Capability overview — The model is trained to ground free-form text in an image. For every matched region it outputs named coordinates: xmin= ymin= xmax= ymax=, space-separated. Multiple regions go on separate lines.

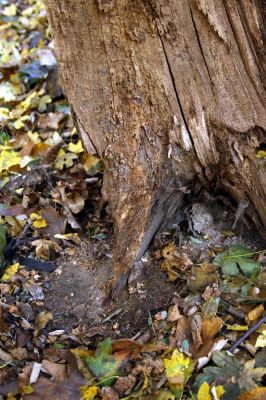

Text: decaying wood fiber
xmin=45 ymin=0 xmax=266 ymax=296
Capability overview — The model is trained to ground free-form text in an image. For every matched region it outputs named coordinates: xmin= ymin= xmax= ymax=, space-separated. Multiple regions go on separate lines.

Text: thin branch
xmin=228 ymin=313 xmax=266 ymax=354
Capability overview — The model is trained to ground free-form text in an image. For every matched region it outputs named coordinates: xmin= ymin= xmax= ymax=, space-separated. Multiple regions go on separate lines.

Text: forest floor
xmin=0 ymin=1 xmax=266 ymax=399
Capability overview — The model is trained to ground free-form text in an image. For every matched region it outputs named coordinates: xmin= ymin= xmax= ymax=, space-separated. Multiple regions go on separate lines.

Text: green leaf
xmin=86 ymin=338 xmax=130 ymax=387
xmin=213 ymin=245 xmax=260 ymax=277
xmin=221 ymin=259 xmax=239 ymax=276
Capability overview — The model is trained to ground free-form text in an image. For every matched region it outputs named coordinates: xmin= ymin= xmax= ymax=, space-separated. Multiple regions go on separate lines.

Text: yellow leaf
xmin=256 ymin=151 xmax=266 ymax=159
xmin=80 ymin=385 xmax=98 ymax=400
xmin=163 ymin=349 xmax=195 ymax=398
xmin=55 ymin=149 xmax=78 ymax=170
xmin=226 ymin=324 xmax=248 ymax=331
xmin=68 ymin=140 xmax=84 ymax=154
xmin=13 ymin=115 xmax=30 ymax=130
xmin=82 ymin=153 xmax=101 ymax=173
xmin=2 ymin=263 xmax=19 ymax=281
xmin=28 ymin=131 xmax=40 ymax=144
xmin=0 ymin=150 xmax=21 ymax=173
xmin=10 ymin=91 xmax=38 ymax=119
xmin=0 ymin=107 xmax=10 ymax=121
xmin=0 ymin=82 xmax=19 ymax=102
xmin=30 ymin=212 xmax=47 ymax=228
xmin=255 ymin=330 xmax=266 ymax=348
xmin=3 ymin=4 xmax=17 ymax=16
xmin=216 ymin=385 xmax=225 ymax=399
xmin=197 ymin=381 xmax=212 ymax=400
xmin=22 ymin=385 xmax=34 ymax=394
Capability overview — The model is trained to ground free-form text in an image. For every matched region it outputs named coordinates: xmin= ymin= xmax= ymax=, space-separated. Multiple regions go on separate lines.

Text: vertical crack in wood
xmin=188 ymin=1 xmax=213 ymax=86
xmin=224 ymin=0 xmax=266 ymax=96
xmin=157 ymin=33 xmax=195 ymax=151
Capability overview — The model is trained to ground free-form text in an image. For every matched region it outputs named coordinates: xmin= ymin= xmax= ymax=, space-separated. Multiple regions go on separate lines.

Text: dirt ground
xmin=44 ymin=198 xmax=265 ymax=339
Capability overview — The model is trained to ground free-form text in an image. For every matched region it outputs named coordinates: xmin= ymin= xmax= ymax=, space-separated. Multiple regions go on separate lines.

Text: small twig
xmin=221 ymin=249 xmax=265 ymax=259
xmin=102 ymin=308 xmax=123 ymax=323
xmin=228 ymin=313 xmax=266 ymax=355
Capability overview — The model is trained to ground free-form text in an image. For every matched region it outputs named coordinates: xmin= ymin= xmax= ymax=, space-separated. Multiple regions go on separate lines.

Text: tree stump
xmin=45 ymin=0 xmax=266 ymax=297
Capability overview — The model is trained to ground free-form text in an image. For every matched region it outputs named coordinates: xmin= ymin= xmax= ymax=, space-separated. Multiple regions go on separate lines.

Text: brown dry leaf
xmin=112 ymin=339 xmax=142 ymax=359
xmin=167 ymin=305 xmax=182 ymax=322
xmin=40 ymin=207 xmax=67 ymax=237
xmin=54 ymin=233 xmax=81 ymax=245
xmin=247 ymin=304 xmax=264 ymax=325
xmin=113 ymin=374 xmax=137 ymax=397
xmin=31 ymin=142 xmax=50 ymax=158
xmin=10 ymin=348 xmax=28 ymax=361
xmin=23 ymin=372 xmax=86 ymax=400
xmin=161 ymin=243 xmax=192 ymax=281
xmin=42 ymin=360 xmax=67 ymax=383
xmin=35 ymin=311 xmax=53 ymax=331
xmin=142 ymin=341 xmax=168 ymax=353
xmin=101 ymin=386 xmax=119 ymax=400
xmin=18 ymin=364 xmax=33 ymax=390
xmin=188 ymin=263 xmax=218 ymax=293
xmin=37 ymin=112 xmax=65 ymax=131
xmin=32 ymin=239 xmax=62 ymax=260
xmin=239 ymin=387 xmax=266 ymax=400
xmin=5 ymin=216 xmax=25 ymax=236
xmin=64 ymin=191 xmax=85 ymax=214
xmin=0 ymin=306 xmax=9 ymax=332
xmin=201 ymin=317 xmax=223 ymax=342
xmin=0 ymin=348 xmax=13 ymax=362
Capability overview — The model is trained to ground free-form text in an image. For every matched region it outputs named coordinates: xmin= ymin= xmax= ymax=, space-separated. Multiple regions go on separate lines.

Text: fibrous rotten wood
xmin=45 ymin=0 xmax=266 ymax=297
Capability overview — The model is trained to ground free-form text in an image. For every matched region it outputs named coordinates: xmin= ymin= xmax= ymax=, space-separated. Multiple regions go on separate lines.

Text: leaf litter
xmin=0 ymin=0 xmax=265 ymax=399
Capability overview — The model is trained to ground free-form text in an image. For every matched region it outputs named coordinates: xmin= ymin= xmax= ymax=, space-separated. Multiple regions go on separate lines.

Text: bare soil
xmin=44 ymin=199 xmax=265 ymax=339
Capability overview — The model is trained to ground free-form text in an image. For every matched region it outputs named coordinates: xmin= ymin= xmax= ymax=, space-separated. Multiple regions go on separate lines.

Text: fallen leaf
xmin=54 ymin=233 xmax=81 ymax=245
xmin=80 ymin=385 xmax=98 ymax=400
xmin=1 ymin=262 xmax=19 ymax=281
xmin=247 ymin=304 xmax=264 ymax=324
xmin=82 ymin=153 xmax=102 ymax=175
xmin=32 ymin=239 xmax=62 ymax=260
xmin=35 ymin=311 xmax=53 ymax=331
xmin=0 ymin=150 xmax=21 ymax=173
xmin=239 ymin=387 xmax=266 ymax=400
xmin=213 ymin=245 xmax=260 ymax=277
xmin=64 ymin=191 xmax=85 ymax=214
xmin=30 ymin=212 xmax=47 ymax=228
xmin=197 ymin=381 xmax=211 ymax=400
xmin=188 ymin=263 xmax=218 ymax=293
xmin=163 ymin=349 xmax=195 ymax=399
xmin=42 ymin=359 xmax=67 ymax=383
xmin=40 ymin=206 xmax=67 ymax=237
xmin=86 ymin=338 xmax=132 ymax=387
xmin=68 ymin=140 xmax=84 ymax=154
xmin=167 ymin=305 xmax=182 ymax=322
xmin=255 ymin=331 xmax=266 ymax=348
xmin=37 ymin=112 xmax=64 ymax=131
xmin=55 ymin=149 xmax=78 ymax=170
xmin=3 ymin=4 xmax=17 ymax=16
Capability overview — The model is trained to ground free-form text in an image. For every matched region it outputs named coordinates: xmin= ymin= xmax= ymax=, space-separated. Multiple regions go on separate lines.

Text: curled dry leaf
xmin=161 ymin=243 xmax=192 ymax=281
xmin=42 ymin=359 xmax=67 ymax=383
xmin=247 ymin=304 xmax=264 ymax=325
xmin=32 ymin=239 xmax=62 ymax=260
xmin=35 ymin=311 xmax=53 ymax=331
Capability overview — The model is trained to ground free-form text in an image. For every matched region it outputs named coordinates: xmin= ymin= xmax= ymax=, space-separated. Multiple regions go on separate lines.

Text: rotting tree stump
xmin=45 ymin=0 xmax=266 ymax=297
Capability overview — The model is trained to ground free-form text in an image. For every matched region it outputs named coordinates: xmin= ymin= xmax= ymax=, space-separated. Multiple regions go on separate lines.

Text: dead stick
xmin=228 ymin=313 xmax=266 ymax=354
